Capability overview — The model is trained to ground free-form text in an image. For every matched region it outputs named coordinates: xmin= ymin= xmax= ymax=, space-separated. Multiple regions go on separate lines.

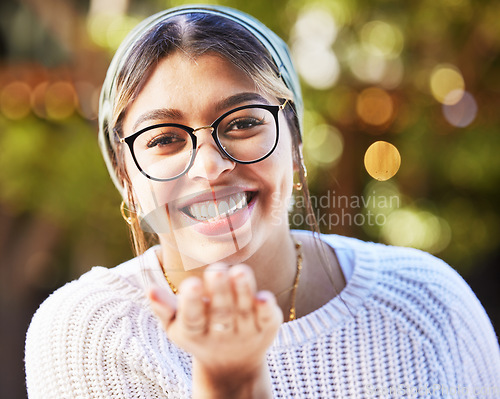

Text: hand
xmin=149 ymin=263 xmax=283 ymax=398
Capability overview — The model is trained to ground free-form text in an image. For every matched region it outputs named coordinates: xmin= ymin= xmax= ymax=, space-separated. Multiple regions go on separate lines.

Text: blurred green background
xmin=1 ymin=0 xmax=499 ymax=397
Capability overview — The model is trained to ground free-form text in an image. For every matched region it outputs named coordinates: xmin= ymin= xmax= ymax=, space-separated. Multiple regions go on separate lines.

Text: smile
xmin=181 ymin=191 xmax=256 ymax=222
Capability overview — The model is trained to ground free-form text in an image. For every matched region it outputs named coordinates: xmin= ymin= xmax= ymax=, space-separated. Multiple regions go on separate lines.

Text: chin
xmin=159 ymin=214 xmax=255 ymax=270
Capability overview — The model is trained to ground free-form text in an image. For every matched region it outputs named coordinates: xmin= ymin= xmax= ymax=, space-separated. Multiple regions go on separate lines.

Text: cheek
xmin=256 ymin=134 xmax=294 ymax=208
xmin=123 ymin=152 xmax=177 ymax=215
xmin=273 ymin=132 xmax=295 ymax=187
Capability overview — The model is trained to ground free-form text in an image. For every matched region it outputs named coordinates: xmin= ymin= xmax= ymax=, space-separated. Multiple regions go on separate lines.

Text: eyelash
xmin=224 ymin=117 xmax=265 ymax=131
xmin=146 ymin=132 xmax=184 ymax=148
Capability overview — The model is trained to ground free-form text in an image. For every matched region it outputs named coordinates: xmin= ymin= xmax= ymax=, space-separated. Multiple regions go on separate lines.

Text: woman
xmin=25 ymin=5 xmax=500 ymax=398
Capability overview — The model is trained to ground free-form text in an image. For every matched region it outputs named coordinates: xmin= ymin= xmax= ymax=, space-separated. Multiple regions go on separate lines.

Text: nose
xmin=187 ymin=128 xmax=235 ymax=181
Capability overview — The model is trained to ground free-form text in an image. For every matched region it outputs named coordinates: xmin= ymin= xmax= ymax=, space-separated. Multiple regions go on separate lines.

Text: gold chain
xmin=159 ymin=262 xmax=178 ymax=294
xmin=159 ymin=240 xmax=303 ymax=322
xmin=288 ymin=240 xmax=302 ymax=321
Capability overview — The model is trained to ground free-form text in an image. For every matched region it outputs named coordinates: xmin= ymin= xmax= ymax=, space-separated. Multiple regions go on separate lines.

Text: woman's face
xmin=122 ymin=52 xmax=295 ymax=269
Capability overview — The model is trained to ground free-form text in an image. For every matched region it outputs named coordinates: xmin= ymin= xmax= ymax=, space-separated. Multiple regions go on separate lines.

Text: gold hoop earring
xmin=120 ymin=201 xmax=133 ymax=225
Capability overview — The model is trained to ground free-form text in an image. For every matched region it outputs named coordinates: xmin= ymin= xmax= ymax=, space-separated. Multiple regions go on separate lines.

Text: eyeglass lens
xmin=132 ymin=106 xmax=278 ymax=181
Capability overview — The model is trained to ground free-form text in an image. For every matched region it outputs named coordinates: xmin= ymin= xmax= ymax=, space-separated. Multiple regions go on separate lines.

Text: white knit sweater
xmin=25 ymin=234 xmax=500 ymax=398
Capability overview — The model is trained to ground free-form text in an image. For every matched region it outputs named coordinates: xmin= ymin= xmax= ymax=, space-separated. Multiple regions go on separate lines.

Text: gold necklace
xmin=158 ymin=240 xmax=303 ymax=322
xmin=287 ymin=240 xmax=302 ymax=321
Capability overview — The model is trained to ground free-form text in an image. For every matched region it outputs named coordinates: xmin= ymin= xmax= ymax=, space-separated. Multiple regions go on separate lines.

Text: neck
xmin=245 ymin=232 xmax=297 ymax=293
xmin=244 ymin=231 xmax=299 ymax=319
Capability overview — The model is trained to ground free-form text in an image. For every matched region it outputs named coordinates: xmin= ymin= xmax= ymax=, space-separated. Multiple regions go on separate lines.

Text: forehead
xmin=139 ymin=54 xmax=250 ymax=100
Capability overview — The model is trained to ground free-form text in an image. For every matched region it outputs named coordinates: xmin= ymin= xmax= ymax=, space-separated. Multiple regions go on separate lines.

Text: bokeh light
xmin=363 ymin=180 xmax=402 ymax=216
xmin=304 ymin=124 xmax=344 ymax=167
xmin=293 ymin=6 xmax=339 ymax=45
xmin=45 ymin=82 xmax=78 ymax=120
xmin=347 ymin=46 xmax=404 ymax=88
xmin=87 ymin=13 xmax=139 ymax=50
xmin=430 ymin=64 xmax=465 ymax=105
xmin=292 ymin=6 xmax=340 ymax=89
xmin=87 ymin=13 xmax=111 ymax=48
xmin=294 ymin=43 xmax=340 ymax=90
xmin=0 ymin=81 xmax=32 ymax=119
xmin=360 ymin=20 xmax=404 ymax=59
xmin=356 ymin=87 xmax=394 ymax=127
xmin=106 ymin=15 xmax=141 ymax=50
xmin=442 ymin=90 xmax=477 ymax=127
xmin=381 ymin=208 xmax=452 ymax=253
xmin=364 ymin=141 xmax=401 ymax=181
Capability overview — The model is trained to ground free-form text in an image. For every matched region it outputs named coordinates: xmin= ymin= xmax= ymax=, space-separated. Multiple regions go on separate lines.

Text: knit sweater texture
xmin=25 ymin=234 xmax=500 ymax=398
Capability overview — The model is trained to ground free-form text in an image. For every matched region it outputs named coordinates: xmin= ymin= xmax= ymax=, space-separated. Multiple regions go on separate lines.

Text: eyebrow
xmin=132 ymin=92 xmax=271 ymax=132
xmin=132 ymin=108 xmax=183 ymax=132
xmin=214 ymin=92 xmax=270 ymax=112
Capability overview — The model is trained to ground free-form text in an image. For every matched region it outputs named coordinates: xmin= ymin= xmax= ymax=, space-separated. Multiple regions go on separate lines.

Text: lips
xmin=174 ymin=189 xmax=257 ymax=237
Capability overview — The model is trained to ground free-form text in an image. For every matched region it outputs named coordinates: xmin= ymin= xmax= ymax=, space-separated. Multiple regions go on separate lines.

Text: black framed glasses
xmin=118 ymin=100 xmax=288 ymax=181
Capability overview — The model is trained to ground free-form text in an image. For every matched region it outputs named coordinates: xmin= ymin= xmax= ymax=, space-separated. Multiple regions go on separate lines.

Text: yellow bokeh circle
xmin=0 ymin=81 xmax=32 ymax=119
xmin=430 ymin=64 xmax=465 ymax=105
xmin=364 ymin=141 xmax=401 ymax=181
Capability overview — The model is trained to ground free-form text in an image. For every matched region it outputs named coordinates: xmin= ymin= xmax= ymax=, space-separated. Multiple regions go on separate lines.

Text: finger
xmin=255 ymin=291 xmax=283 ymax=332
xmin=229 ymin=264 xmax=257 ymax=332
xmin=148 ymin=286 xmax=178 ymax=331
xmin=205 ymin=263 xmax=235 ymax=334
xmin=176 ymin=277 xmax=207 ymax=336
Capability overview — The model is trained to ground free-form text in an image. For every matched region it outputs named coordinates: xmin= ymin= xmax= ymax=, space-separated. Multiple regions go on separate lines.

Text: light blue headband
xmin=98 ymin=4 xmax=303 ymax=195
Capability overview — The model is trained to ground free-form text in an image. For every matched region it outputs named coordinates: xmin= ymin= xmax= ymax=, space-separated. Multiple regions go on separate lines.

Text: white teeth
xmin=200 ymin=203 xmax=208 ymax=219
xmin=207 ymin=202 xmax=217 ymax=219
xmin=186 ymin=192 xmax=251 ymax=221
xmin=218 ymin=200 xmax=230 ymax=215
xmin=236 ymin=192 xmax=246 ymax=209
xmin=191 ymin=205 xmax=201 ymax=221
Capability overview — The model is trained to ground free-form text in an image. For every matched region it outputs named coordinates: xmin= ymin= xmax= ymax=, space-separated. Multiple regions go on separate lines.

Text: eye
xmin=225 ymin=117 xmax=264 ymax=131
xmin=136 ymin=126 xmax=191 ymax=156
xmin=146 ymin=132 xmax=185 ymax=148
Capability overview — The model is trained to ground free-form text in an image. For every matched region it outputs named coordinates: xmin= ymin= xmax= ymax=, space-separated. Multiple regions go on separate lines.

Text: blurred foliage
xmin=0 ymin=0 xmax=499 ymax=282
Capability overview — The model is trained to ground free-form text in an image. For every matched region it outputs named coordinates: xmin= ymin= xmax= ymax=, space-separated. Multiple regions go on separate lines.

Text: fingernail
xmin=149 ymin=286 xmax=169 ymax=304
xmin=185 ymin=280 xmax=202 ymax=296
xmin=256 ymin=291 xmax=273 ymax=303
xmin=234 ymin=270 xmax=247 ymax=280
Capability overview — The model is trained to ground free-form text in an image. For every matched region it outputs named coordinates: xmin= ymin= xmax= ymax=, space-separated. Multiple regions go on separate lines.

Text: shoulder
xmin=25 ymin=249 xmax=177 ymax=398
xmin=28 ymin=245 xmax=161 ymax=315
xmin=26 ymin=248 xmax=161 ymax=349
xmin=25 ymin=255 xmax=150 ymax=367
xmin=324 ymin=233 xmax=468 ymax=291
xmin=323 ymin=233 xmax=500 ymax=385
xmin=28 ymin=254 xmax=148 ymax=324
